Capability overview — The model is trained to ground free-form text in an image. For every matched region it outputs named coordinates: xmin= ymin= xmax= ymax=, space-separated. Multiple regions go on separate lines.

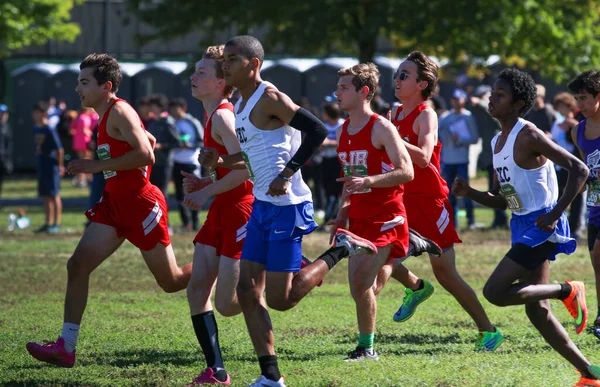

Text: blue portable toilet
xmin=11 ymin=63 xmax=64 ymax=171
xmin=374 ymin=56 xmax=402 ymax=104
xmin=118 ymin=62 xmax=147 ymax=106
xmin=262 ymin=58 xmax=320 ymax=104
xmin=133 ymin=61 xmax=188 ymax=106
xmin=304 ymin=57 xmax=358 ymax=108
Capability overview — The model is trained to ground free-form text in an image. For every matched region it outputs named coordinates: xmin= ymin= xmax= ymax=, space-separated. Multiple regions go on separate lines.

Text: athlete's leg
xmin=65 ymin=222 xmax=125 ymax=324
xmin=141 ymin=243 xmax=192 ymax=293
xmin=348 ymin=245 xmax=392 ymax=343
xmin=214 ymin=256 xmax=241 ymax=317
xmin=237 ymin=260 xmax=269 ymax=356
xmin=44 ymin=196 xmax=54 ymax=226
xmin=590 ymin=230 xmax=600 ymax=334
xmin=430 ymin=247 xmax=494 ymax=332
xmin=187 ymin=243 xmax=233 ymax=385
xmin=521 ymin=261 xmax=595 ymax=377
xmin=483 ymin=255 xmax=564 ymax=306
xmin=187 ymin=243 xmax=219 ymax=315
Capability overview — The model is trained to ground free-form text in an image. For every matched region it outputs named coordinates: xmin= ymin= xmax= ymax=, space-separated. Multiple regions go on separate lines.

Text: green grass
xmin=0 ymin=178 xmax=598 ymax=386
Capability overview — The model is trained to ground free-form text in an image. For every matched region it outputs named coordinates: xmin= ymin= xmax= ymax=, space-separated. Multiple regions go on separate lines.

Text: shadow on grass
xmin=81 ymin=348 xmax=196 ymax=367
xmin=336 ymin=332 xmax=463 ymax=346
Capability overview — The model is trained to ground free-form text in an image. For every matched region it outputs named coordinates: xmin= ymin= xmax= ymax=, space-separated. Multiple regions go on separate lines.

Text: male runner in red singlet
xmin=329 ymin=62 xmax=415 ymax=361
xmin=26 ymin=54 xmax=193 ymax=368
xmin=180 ymin=45 xmax=253 ymax=386
xmin=384 ymin=51 xmax=502 ymax=351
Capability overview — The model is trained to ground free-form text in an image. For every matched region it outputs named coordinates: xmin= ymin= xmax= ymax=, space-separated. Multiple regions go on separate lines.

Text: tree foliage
xmin=127 ymin=0 xmax=600 ymax=81
xmin=0 ymin=0 xmax=83 ymax=58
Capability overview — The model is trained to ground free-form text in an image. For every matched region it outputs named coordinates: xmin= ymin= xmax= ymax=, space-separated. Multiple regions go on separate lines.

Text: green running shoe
xmin=475 ymin=328 xmax=504 ymax=352
xmin=393 ymin=279 xmax=434 ymax=322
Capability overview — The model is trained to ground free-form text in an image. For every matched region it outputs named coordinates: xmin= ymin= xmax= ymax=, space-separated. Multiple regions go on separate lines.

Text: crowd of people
xmin=3 ymin=34 xmax=600 ymax=387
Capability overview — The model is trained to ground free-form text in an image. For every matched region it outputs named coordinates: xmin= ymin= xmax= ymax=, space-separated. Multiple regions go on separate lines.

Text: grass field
xmin=1 ymin=178 xmax=599 ymax=386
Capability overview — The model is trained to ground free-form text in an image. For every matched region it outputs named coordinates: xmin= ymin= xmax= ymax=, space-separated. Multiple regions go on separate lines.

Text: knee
xmin=66 ymin=255 xmax=89 ymax=279
xmin=215 ymin=299 xmax=239 ymax=317
xmin=236 ymin=279 xmax=260 ymax=305
xmin=266 ymin=292 xmax=293 ymax=312
xmin=483 ymin=281 xmax=504 ymax=306
xmin=157 ymin=278 xmax=182 ymax=293
xmin=525 ymin=300 xmax=551 ymax=320
xmin=186 ymin=279 xmax=212 ymax=303
xmin=350 ymin=277 xmax=372 ymax=298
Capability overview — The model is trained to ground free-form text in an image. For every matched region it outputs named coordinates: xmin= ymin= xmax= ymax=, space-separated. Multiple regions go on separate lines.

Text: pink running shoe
xmin=301 ymin=256 xmax=323 ymax=287
xmin=26 ymin=337 xmax=75 ymax=368
xmin=187 ymin=368 xmax=231 ymax=386
xmin=334 ymin=229 xmax=378 ymax=256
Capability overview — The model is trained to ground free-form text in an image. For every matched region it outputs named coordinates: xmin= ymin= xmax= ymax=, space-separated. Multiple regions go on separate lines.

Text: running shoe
xmin=334 ymin=229 xmax=378 ymax=256
xmin=561 ymin=281 xmax=588 ymax=335
xmin=26 ymin=337 xmax=75 ymax=368
xmin=475 ymin=328 xmax=504 ymax=352
xmin=393 ymin=280 xmax=434 ymax=322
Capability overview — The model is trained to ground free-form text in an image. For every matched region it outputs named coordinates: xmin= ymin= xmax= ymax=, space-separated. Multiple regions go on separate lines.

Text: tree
xmin=0 ymin=0 xmax=83 ymax=57
xmin=126 ymin=0 xmax=600 ymax=81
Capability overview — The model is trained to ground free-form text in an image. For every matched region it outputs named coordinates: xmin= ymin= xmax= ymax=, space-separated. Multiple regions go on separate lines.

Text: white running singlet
xmin=234 ymin=81 xmax=312 ymax=205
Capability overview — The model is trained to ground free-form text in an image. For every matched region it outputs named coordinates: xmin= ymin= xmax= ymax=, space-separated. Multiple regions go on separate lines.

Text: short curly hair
xmin=337 ymin=62 xmax=380 ymax=102
xmin=568 ymin=70 xmax=600 ymax=97
xmin=497 ymin=68 xmax=536 ymax=116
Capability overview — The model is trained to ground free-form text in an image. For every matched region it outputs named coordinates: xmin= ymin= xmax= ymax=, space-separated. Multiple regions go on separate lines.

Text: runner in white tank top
xmin=491 ymin=117 xmax=558 ymax=215
xmin=234 ymin=81 xmax=312 ymax=205
xmin=452 ymin=68 xmax=600 ymax=384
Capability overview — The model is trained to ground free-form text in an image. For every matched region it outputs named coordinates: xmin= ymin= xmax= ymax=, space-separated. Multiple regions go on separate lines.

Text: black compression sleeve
xmin=286 ymin=108 xmax=328 ymax=172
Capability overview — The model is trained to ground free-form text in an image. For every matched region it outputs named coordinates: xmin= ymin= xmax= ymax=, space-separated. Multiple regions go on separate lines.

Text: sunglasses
xmin=394 ymin=72 xmax=410 ymax=81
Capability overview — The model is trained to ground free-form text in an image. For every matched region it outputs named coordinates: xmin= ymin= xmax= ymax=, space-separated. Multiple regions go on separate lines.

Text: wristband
xmin=278 ymin=173 xmax=292 ymax=182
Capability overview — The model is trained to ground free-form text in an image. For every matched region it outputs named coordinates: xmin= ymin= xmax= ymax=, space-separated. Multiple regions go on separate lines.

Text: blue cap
xmin=324 ymin=92 xmax=337 ymax=102
xmin=452 ymin=89 xmax=468 ymax=100
xmin=0 ymin=104 xmax=7 ymax=113
xmin=473 ymin=85 xmax=492 ymax=98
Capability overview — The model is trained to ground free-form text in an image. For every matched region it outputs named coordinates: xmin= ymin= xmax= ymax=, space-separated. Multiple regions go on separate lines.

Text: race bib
xmin=96 ymin=144 xmax=117 ymax=179
xmin=587 ymin=180 xmax=600 ymax=207
xmin=342 ymin=165 xmax=371 ymax=194
xmin=500 ymin=184 xmax=524 ymax=212
xmin=241 ymin=151 xmax=255 ymax=181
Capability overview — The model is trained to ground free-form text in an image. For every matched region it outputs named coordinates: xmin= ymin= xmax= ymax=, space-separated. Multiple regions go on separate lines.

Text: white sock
xmin=60 ymin=323 xmax=80 ymax=352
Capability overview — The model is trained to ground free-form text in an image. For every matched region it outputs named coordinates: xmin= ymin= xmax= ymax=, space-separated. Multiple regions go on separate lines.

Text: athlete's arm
xmin=100 ymin=102 xmax=155 ymax=170
xmin=200 ymin=110 xmax=249 ymax=196
xmin=368 ymin=118 xmax=414 ymax=187
xmin=525 ymin=125 xmax=588 ymax=220
xmin=453 ymin=174 xmax=508 ymax=210
xmin=262 ymin=88 xmax=327 ymax=179
xmin=404 ymin=108 xmax=438 ymax=168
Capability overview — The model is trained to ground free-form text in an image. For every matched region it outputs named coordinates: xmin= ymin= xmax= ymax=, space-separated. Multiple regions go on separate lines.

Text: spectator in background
xmin=70 ymin=107 xmax=98 ymax=188
xmin=470 ymin=85 xmax=507 ymax=229
xmin=429 ymin=95 xmax=450 ymax=121
xmin=0 ymin=104 xmax=13 ymax=201
xmin=47 ymin=97 xmax=66 ymax=131
xmin=298 ymin=97 xmax=325 ymax=217
xmin=371 ymin=87 xmax=390 ymax=116
xmin=138 ymin=96 xmax=155 ymax=129
xmin=551 ymin=92 xmax=585 ymax=239
xmin=320 ymin=101 xmax=344 ymax=224
xmin=57 ymin=110 xmax=78 ymax=166
xmin=439 ymin=88 xmax=479 ymax=230
xmin=524 ymin=84 xmax=555 ymax=135
xmin=33 ymin=102 xmax=64 ymax=234
xmin=168 ymin=98 xmax=204 ymax=231
xmin=147 ymin=94 xmax=182 ymax=199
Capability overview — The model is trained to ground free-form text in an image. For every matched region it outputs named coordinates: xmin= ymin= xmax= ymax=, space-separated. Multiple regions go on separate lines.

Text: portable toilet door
xmin=133 ymin=61 xmax=188 ymax=106
xmin=11 ymin=63 xmax=64 ymax=171
xmin=304 ymin=57 xmax=358 ymax=108
xmin=374 ymin=57 xmax=402 ymax=105
xmin=47 ymin=63 xmax=81 ymax=112
xmin=118 ymin=63 xmax=147 ymax=106
xmin=262 ymin=59 xmax=319 ymax=105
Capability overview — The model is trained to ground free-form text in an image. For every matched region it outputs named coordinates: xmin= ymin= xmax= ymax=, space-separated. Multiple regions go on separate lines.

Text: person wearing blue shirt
xmin=33 ymin=102 xmax=64 ymax=233
xmin=168 ymin=98 xmax=204 ymax=231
